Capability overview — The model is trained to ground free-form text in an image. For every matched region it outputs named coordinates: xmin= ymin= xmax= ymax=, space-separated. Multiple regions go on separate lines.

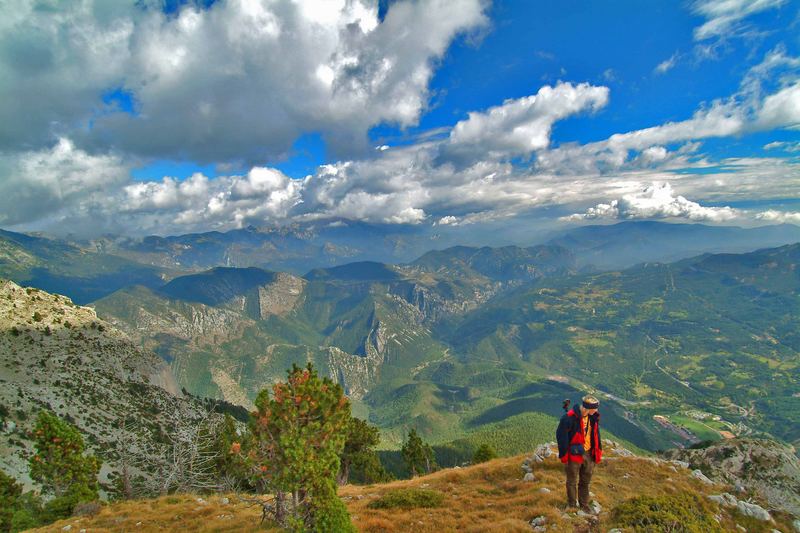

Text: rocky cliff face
xmin=105 ymin=289 xmax=253 ymax=350
xmin=387 ymin=279 xmax=500 ymax=323
xmin=96 ymin=278 xmax=385 ymax=404
xmin=665 ymin=438 xmax=800 ymax=517
xmin=253 ymin=272 xmax=306 ymax=319
xmin=0 ymin=280 xmax=207 ymax=494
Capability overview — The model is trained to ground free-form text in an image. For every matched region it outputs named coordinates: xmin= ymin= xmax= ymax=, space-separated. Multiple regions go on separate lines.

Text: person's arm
xmin=596 ymin=422 xmax=602 ymax=451
xmin=556 ymin=415 xmax=569 ymax=458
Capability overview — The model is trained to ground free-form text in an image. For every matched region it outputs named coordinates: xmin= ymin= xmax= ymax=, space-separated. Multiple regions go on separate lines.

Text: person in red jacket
xmin=555 ymin=395 xmax=602 ymax=511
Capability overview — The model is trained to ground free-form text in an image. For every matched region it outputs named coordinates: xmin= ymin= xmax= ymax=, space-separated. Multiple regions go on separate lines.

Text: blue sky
xmin=138 ymin=0 xmax=799 ymax=180
xmin=373 ymin=0 xmax=796 ymax=157
xmin=0 ymin=0 xmax=798 ymax=236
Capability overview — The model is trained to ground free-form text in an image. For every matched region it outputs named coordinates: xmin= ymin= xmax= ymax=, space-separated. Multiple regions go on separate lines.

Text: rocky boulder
xmin=666 ymin=438 xmax=800 ymax=517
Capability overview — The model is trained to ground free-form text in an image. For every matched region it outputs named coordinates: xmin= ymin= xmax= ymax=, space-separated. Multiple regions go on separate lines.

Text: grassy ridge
xmin=33 ymin=448 xmax=797 ymax=533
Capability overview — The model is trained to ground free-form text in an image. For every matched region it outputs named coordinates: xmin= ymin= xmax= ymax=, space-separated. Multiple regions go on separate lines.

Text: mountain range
xmin=5 ymin=220 xmax=800 ymax=305
xmin=2 ymin=220 xmax=799 ymax=460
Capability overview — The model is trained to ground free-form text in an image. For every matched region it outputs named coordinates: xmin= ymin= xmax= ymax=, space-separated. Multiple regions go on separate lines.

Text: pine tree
xmin=338 ymin=417 xmax=389 ymax=485
xmin=245 ymin=364 xmax=354 ymax=531
xmin=210 ymin=413 xmax=250 ymax=491
xmin=29 ymin=411 xmax=100 ymax=519
xmin=401 ymin=429 xmax=436 ymax=477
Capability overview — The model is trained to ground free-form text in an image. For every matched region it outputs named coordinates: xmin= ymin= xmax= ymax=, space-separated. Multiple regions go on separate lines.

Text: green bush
xmin=472 ymin=443 xmax=497 ymax=464
xmin=39 ymin=485 xmax=98 ymax=523
xmin=368 ymin=488 xmax=444 ymax=510
xmin=611 ymin=492 xmax=724 ymax=533
xmin=9 ymin=509 xmax=38 ymax=533
xmin=308 ymin=484 xmax=355 ymax=533
xmin=3 ymin=490 xmax=44 ymax=533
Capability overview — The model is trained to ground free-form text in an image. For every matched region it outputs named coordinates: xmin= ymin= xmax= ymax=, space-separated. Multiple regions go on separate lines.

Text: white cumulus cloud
xmin=444 ymin=82 xmax=609 ymax=161
xmin=537 ymin=48 xmax=800 ymax=176
xmin=754 ymin=210 xmax=800 ymax=223
xmin=0 ymin=138 xmax=130 ymax=227
xmin=563 ymin=182 xmax=740 ymax=222
xmin=0 ymin=0 xmax=488 ymax=163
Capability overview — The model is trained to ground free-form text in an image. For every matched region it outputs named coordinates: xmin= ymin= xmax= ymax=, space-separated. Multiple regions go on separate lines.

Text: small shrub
xmin=611 ymin=492 xmax=724 ymax=533
xmin=309 ymin=485 xmax=355 ymax=532
xmin=41 ymin=493 xmax=82 ymax=522
xmin=367 ymin=488 xmax=444 ymax=510
xmin=73 ymin=501 xmax=102 ymax=516
xmin=32 ymin=312 xmax=43 ymax=323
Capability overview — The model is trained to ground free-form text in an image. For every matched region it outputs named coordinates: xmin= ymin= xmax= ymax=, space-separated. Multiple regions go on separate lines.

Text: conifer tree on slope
xmin=401 ymin=428 xmax=436 ymax=477
xmin=29 ymin=411 xmax=100 ymax=518
xmin=245 ymin=363 xmax=355 ymax=532
xmin=337 ymin=417 xmax=389 ymax=485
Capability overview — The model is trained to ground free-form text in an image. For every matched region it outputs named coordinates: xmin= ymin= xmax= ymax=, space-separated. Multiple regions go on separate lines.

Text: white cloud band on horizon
xmin=755 ymin=209 xmax=800 ymax=223
xmin=562 ymin=182 xmax=739 ymax=222
xmin=563 ymin=181 xmax=800 ymax=224
xmin=4 ymin=133 xmax=798 ymax=237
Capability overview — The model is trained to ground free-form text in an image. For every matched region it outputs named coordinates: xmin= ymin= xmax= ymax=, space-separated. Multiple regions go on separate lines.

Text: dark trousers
xmin=565 ymin=451 xmax=595 ymax=507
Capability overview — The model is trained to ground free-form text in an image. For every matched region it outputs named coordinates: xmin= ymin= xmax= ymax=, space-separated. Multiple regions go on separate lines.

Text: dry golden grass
xmin=31 ymin=449 xmax=796 ymax=532
xmin=28 ymin=493 xmax=278 ymax=533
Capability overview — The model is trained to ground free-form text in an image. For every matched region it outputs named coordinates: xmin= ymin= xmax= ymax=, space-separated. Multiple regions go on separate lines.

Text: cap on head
xmin=582 ymin=395 xmax=599 ymax=410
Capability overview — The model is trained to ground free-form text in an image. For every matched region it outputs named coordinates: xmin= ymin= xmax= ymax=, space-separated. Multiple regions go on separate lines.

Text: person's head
xmin=579 ymin=395 xmax=599 ymax=416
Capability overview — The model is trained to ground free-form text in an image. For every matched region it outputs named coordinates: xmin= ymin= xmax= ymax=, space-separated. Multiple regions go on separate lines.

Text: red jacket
xmin=556 ymin=408 xmax=602 ymax=464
